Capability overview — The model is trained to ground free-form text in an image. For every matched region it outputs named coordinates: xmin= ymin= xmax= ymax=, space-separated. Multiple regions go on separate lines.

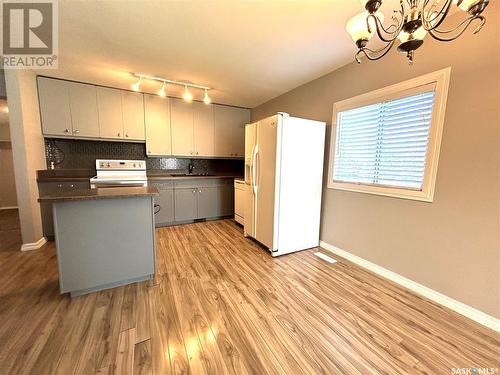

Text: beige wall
xmin=252 ymin=3 xmax=499 ymax=318
xmin=5 ymin=70 xmax=46 ymax=246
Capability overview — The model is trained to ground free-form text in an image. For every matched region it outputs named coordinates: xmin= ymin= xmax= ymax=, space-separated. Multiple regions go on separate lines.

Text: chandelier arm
xmin=428 ymin=15 xmax=485 ymax=41
xmin=422 ymin=0 xmax=446 ymax=26
xmin=422 ymin=0 xmax=454 ymax=31
xmin=367 ymin=13 xmax=402 ymax=43
xmin=355 ymin=41 xmax=395 ymax=63
xmin=431 ymin=14 xmax=482 ymax=34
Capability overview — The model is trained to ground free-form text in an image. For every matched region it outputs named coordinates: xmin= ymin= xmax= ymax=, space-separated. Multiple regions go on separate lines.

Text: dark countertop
xmin=38 ymin=186 xmax=159 ymax=202
xmin=37 ymin=169 xmax=243 ymax=182
xmin=147 ymin=174 xmax=243 ymax=180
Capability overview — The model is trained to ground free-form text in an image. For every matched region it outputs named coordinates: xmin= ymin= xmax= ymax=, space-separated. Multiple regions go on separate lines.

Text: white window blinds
xmin=333 ymin=90 xmax=436 ymax=190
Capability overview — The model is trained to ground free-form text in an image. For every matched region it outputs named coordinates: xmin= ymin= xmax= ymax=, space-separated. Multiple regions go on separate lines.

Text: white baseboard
xmin=319 ymin=240 xmax=500 ymax=333
xmin=0 ymin=206 xmax=18 ymax=210
xmin=21 ymin=237 xmax=47 ymax=252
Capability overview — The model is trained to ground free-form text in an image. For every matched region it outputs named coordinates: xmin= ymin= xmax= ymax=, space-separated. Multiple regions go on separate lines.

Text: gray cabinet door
xmin=217 ymin=184 xmax=234 ymax=216
xmin=38 ymin=181 xmax=89 ymax=237
xmin=37 ymin=77 xmax=73 ymax=137
xmin=197 ymin=187 xmax=218 ymax=219
xmin=154 ymin=186 xmax=174 ymax=226
xmin=174 ymin=188 xmax=197 ymax=222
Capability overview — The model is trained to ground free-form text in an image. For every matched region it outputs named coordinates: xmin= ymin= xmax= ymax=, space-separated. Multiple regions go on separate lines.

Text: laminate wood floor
xmin=0 ymin=219 xmax=498 ymax=374
xmin=0 ymin=208 xmax=22 ymax=252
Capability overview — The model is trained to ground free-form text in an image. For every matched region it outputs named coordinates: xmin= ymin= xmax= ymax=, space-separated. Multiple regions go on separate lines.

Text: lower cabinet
xmin=171 ymin=178 xmax=234 ymax=224
xmin=174 ymin=188 xmax=198 ymax=222
xmin=197 ymin=187 xmax=218 ymax=219
xmin=151 ymin=182 xmax=175 ymax=226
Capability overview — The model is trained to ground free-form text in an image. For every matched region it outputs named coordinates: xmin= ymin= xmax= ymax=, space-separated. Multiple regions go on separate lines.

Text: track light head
xmin=203 ymin=89 xmax=211 ymax=105
xmin=183 ymin=85 xmax=193 ymax=102
xmin=131 ymin=77 xmax=142 ymax=92
xmin=158 ymin=81 xmax=166 ymax=97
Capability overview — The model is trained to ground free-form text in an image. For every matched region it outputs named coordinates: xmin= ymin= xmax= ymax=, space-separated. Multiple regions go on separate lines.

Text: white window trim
xmin=327 ymin=67 xmax=451 ymax=202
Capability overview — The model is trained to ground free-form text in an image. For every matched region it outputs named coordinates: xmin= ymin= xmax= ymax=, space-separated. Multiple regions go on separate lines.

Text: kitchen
xmin=1 ymin=1 xmax=499 ymax=374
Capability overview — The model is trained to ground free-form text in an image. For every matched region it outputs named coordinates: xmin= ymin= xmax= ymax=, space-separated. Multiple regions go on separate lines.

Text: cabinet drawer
xmin=174 ymin=177 xmax=233 ymax=189
xmin=149 ymin=181 xmax=174 ymax=190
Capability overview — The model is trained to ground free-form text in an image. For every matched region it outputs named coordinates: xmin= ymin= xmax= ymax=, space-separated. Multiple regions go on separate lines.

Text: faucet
xmin=188 ymin=160 xmax=194 ymax=175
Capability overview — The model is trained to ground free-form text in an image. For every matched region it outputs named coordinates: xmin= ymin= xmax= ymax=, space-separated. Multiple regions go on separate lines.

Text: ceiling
xmin=37 ymin=0 xmax=392 ymax=108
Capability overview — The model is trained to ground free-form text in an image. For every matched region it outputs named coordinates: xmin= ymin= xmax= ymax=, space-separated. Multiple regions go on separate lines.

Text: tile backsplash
xmin=44 ymin=139 xmax=243 ymax=175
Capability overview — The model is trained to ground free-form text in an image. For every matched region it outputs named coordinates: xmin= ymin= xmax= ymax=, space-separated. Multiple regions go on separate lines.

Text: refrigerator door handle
xmin=252 ymin=145 xmax=258 ymax=195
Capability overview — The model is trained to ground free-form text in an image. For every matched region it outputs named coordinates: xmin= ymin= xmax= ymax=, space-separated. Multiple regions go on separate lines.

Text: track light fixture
xmin=131 ymin=73 xmax=211 ymax=103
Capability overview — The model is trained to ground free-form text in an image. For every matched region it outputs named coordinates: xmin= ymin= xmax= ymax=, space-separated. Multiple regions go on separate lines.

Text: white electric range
xmin=90 ymin=159 xmax=148 ymax=188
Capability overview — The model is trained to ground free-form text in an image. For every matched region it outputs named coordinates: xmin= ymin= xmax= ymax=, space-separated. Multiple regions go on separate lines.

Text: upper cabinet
xmin=97 ymin=87 xmax=123 ymax=139
xmin=170 ymin=99 xmax=215 ymax=157
xmin=38 ymin=77 xmax=145 ymax=142
xmin=145 ymin=94 xmax=171 ymax=156
xmin=37 ymin=77 xmax=248 ymax=159
xmin=37 ymin=77 xmax=73 ymax=137
xmin=122 ymin=91 xmax=145 ymax=141
xmin=193 ymin=101 xmax=215 ymax=157
xmin=171 ymin=98 xmax=194 ymax=156
xmin=67 ymin=82 xmax=100 ymax=138
xmin=214 ymin=105 xmax=250 ymax=158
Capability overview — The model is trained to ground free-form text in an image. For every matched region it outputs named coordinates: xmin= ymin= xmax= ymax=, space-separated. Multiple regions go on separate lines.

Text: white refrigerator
xmin=244 ymin=113 xmax=326 ymax=256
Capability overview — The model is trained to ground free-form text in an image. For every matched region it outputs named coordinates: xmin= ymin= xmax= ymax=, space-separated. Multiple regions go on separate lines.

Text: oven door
xmin=90 ymin=178 xmax=148 ymax=188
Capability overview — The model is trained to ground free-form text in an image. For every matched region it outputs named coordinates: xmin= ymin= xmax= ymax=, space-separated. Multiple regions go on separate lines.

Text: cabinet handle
xmin=57 ymin=184 xmax=62 ymax=188
xmin=199 ymin=189 xmax=202 ymax=193
xmin=125 ymin=133 xmax=129 ymax=138
xmin=70 ymin=184 xmax=74 ymax=188
xmin=190 ymin=151 xmax=193 ymax=155
xmin=73 ymin=129 xmax=80 ymax=134
xmin=147 ymin=150 xmax=151 ymax=154
xmin=196 ymin=151 xmax=198 ymax=155
xmin=117 ymin=133 xmax=121 ymax=137
xmin=64 ymin=129 xmax=70 ymax=133
xmin=192 ymin=190 xmax=196 ymax=194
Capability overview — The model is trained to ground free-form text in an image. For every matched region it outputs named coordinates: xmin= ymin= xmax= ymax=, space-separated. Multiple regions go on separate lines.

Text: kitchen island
xmin=38 ymin=186 xmax=158 ymax=297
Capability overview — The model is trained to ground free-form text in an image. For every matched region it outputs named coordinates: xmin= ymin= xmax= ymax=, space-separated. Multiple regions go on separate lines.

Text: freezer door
xmin=254 ymin=115 xmax=279 ymax=250
xmin=244 ymin=122 xmax=257 ymax=237
xmin=244 ymin=122 xmax=257 ymax=185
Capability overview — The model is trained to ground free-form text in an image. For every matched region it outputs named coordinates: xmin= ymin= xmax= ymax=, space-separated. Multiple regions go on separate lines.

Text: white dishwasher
xmin=234 ymin=179 xmax=247 ymax=225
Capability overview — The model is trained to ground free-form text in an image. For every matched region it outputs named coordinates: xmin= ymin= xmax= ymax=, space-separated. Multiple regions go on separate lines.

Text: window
xmin=328 ymin=68 xmax=451 ymax=202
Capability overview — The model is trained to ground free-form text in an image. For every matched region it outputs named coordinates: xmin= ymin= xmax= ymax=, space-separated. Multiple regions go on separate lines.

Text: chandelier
xmin=346 ymin=0 xmax=490 ymax=64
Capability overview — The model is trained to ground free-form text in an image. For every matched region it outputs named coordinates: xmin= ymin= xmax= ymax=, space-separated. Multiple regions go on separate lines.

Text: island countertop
xmin=38 ymin=186 xmax=159 ymax=202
